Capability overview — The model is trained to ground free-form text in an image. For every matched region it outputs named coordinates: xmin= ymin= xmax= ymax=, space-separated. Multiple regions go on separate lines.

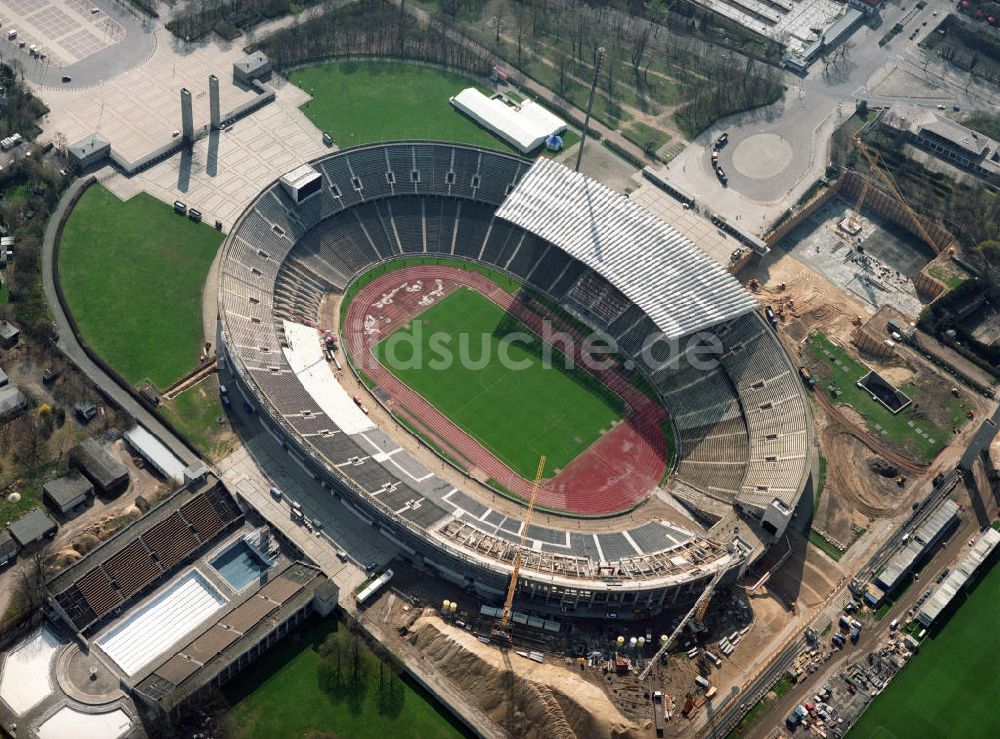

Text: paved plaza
xmin=39 ymin=29 xmax=326 ymax=229
xmin=629 ymin=181 xmax=751 ymax=268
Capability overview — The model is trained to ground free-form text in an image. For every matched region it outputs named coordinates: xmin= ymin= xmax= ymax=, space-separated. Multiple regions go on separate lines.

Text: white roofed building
xmin=496 ymin=157 xmax=758 ymax=339
xmin=450 ymin=88 xmax=566 ymax=154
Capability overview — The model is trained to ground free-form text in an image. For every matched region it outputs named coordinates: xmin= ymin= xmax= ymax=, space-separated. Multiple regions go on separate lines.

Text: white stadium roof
xmin=496 ymin=158 xmax=758 ymax=339
xmin=450 ymin=88 xmax=566 ymax=154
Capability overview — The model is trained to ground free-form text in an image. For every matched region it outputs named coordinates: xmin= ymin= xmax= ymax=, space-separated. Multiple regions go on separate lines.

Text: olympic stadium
xmin=217 ymin=141 xmax=814 ymax=618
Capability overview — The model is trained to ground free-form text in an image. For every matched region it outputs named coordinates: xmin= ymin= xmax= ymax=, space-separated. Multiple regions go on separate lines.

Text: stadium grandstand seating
xmin=50 ymin=486 xmax=244 ymax=632
xmin=217 ymin=142 xmax=813 ymax=616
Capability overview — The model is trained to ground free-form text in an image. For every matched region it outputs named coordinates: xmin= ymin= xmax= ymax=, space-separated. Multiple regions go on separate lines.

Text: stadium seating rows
xmin=220 ymin=142 xmax=811 ymax=549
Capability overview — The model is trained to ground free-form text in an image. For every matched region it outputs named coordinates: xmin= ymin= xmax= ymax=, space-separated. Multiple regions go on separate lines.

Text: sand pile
xmin=407 ymin=616 xmax=639 ymax=739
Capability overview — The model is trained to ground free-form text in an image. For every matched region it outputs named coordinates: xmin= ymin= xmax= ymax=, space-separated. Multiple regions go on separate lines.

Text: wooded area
xmin=257 ymin=1 xmax=494 ymax=75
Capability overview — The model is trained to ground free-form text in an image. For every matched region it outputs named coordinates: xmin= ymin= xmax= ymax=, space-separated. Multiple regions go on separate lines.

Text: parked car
xmin=269 ymin=486 xmax=283 ymax=501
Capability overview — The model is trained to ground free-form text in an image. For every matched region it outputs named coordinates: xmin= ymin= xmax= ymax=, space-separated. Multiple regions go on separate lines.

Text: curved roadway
xmin=0 ymin=0 xmax=156 ymax=90
xmin=42 ymin=177 xmax=200 ymax=467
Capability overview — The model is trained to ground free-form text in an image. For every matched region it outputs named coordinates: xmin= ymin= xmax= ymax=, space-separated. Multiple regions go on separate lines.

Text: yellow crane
xmin=846 ymin=149 xmax=878 ymax=232
xmin=497 ymin=455 xmax=546 ymax=638
xmin=853 ymin=136 xmax=950 ymax=253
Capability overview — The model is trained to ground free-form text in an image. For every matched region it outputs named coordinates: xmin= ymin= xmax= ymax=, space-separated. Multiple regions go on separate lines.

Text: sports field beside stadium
xmin=223 ymin=617 xmax=463 ymax=739
xmin=58 ymin=185 xmax=222 ymax=388
xmin=847 ymin=555 xmax=1000 ymax=738
xmin=291 ymin=62 xmax=577 ymax=155
xmin=373 ymin=286 xmax=624 ymax=478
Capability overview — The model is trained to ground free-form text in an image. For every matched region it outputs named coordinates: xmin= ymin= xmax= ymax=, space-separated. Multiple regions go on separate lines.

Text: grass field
xmin=848 ymin=555 xmax=1000 ymax=738
xmin=373 ymin=286 xmax=623 ymax=478
xmin=803 ymin=333 xmax=965 ymax=463
xmin=292 ymin=62 xmax=521 ymax=153
xmin=59 ymin=185 xmax=222 ymax=388
xmin=223 ymin=617 xmax=465 ymax=739
xmin=158 ymin=377 xmax=234 ymax=462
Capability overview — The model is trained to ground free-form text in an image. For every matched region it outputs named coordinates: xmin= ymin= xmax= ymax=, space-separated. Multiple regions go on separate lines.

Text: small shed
xmin=74 ymin=400 xmax=97 ymax=423
xmin=124 ymin=425 xmax=186 ymax=482
xmin=0 ymin=531 xmax=17 ymax=566
xmin=0 ymin=320 xmax=18 ymax=349
xmin=233 ymin=51 xmax=271 ymax=85
xmin=0 ymin=383 xmax=26 ymax=421
xmin=69 ymin=438 xmax=129 ymax=493
xmin=8 ymin=508 xmax=57 ymax=548
xmin=43 ymin=472 xmax=94 ymax=514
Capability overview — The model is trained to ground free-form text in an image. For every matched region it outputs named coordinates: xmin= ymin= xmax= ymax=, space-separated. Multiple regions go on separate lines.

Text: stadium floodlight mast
xmin=575 ymin=46 xmax=606 ymax=173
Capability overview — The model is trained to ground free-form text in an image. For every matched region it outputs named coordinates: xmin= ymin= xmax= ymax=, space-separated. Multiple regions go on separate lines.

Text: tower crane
xmin=638 ymin=564 xmax=729 ymax=681
xmin=494 ymin=456 xmax=546 ymax=642
xmin=842 ymin=149 xmax=878 ymax=234
xmin=852 ymin=136 xmax=951 ymax=253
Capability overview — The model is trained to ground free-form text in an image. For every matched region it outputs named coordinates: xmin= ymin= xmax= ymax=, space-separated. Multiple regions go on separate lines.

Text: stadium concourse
xmin=217 ymin=142 xmax=814 ymax=618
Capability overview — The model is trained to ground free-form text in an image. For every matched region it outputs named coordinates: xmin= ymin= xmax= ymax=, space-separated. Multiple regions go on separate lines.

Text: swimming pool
xmin=210 ymin=539 xmax=271 ymax=591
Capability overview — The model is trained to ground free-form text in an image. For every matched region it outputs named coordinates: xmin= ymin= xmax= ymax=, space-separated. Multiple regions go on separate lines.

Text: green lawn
xmin=808 ymin=529 xmax=845 ymax=561
xmin=58 ymin=185 xmax=222 ymax=388
xmin=223 ymin=617 xmax=465 ymax=739
xmin=848 ymin=555 xmax=1000 ymax=737
xmin=804 ymin=333 xmax=963 ymax=463
xmin=372 ymin=286 xmax=623 ymax=477
xmin=158 ymin=377 xmax=234 ymax=462
xmin=622 ymin=121 xmax=672 ymax=154
xmin=292 ymin=62 xmax=522 ymax=153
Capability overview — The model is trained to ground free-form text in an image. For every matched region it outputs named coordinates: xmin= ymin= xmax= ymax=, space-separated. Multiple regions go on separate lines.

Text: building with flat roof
xmin=876 ymin=499 xmax=960 ymax=593
xmin=124 ymin=425 xmax=187 ymax=482
xmin=0 ymin=321 xmax=19 ymax=349
xmin=133 ymin=562 xmax=335 ymax=719
xmin=885 ymin=104 xmax=1000 ymax=183
xmin=918 ymin=528 xmax=1000 ymax=626
xmin=450 ymin=88 xmax=566 ymax=154
xmin=43 ymin=472 xmax=95 ymax=515
xmin=69 ymin=438 xmax=129 ymax=493
xmin=68 ymin=133 xmax=111 ymax=170
xmin=0 ymin=531 xmax=17 ymax=566
xmin=8 ymin=509 xmax=57 ymax=549
xmin=0 ymin=384 xmax=26 ymax=422
xmin=233 ymin=51 xmax=272 ymax=85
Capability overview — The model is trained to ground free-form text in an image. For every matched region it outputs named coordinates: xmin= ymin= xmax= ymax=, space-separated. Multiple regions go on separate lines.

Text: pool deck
xmin=88 ymin=521 xmax=291 ymax=687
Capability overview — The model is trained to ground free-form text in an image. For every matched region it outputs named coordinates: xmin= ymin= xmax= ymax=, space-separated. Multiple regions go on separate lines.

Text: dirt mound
xmin=869 ymin=459 xmax=900 ymax=478
xmin=406 ymin=616 xmax=639 ymax=739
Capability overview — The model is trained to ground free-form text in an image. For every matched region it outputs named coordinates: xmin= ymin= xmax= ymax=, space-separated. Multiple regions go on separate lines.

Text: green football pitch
xmin=372 ymin=287 xmax=623 ymax=478
xmin=290 ymin=62 xmax=518 ymax=153
xmin=58 ymin=185 xmax=222 ymax=388
xmin=290 ymin=61 xmax=578 ymax=154
xmin=847 ymin=554 xmax=1000 ymax=738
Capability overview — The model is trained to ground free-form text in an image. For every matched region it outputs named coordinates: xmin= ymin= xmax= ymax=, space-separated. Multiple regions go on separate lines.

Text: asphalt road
xmin=0 ymin=0 xmax=155 ymax=90
xmin=41 ymin=176 xmax=200 ymax=467
xmin=667 ymin=0 xmax=991 ymax=227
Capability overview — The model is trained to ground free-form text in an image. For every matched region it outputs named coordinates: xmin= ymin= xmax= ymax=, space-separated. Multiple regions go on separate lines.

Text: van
xmin=7 ymin=29 xmax=16 ymax=40
xmin=889 ymin=619 xmax=899 ymax=631
xmin=173 ymin=200 xmax=187 ymax=214
xmin=188 ymin=208 xmax=202 ymax=223
xmin=269 ymin=486 xmax=283 ymax=501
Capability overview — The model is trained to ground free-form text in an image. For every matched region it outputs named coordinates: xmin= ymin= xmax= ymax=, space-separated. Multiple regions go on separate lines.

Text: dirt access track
xmin=344 ymin=265 xmax=668 ymax=516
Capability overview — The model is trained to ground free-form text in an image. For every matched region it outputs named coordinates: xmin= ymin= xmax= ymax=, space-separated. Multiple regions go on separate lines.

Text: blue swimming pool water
xmin=210 ymin=540 xmax=269 ymax=590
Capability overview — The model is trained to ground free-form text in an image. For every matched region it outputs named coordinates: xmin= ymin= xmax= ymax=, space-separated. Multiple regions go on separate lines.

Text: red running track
xmin=345 ymin=266 xmax=668 ymax=516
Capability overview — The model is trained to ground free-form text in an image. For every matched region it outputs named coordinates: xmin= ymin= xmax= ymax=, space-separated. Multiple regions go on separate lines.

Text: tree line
xmin=166 ymin=0 xmax=325 ymax=42
xmin=256 ymin=0 xmax=495 ymax=75
xmin=432 ymin=0 xmax=784 ymax=136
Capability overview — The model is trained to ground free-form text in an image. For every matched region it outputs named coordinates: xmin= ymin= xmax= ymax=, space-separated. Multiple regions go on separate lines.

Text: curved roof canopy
xmin=496 ymin=158 xmax=758 ymax=338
